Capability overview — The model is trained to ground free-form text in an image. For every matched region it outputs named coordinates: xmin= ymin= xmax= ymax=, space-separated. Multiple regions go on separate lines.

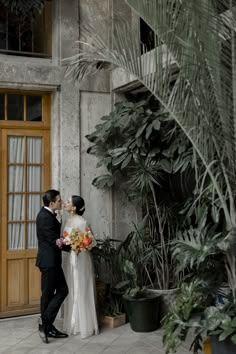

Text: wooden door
xmin=0 ymin=91 xmax=51 ymax=318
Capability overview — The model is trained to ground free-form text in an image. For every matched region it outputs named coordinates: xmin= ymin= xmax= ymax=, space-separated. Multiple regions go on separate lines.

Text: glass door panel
xmin=8 ymin=223 xmax=24 ymax=250
xmin=7 ymin=135 xmax=43 ymax=251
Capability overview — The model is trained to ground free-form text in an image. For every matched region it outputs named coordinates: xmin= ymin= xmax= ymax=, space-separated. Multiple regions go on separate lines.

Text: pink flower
xmin=56 ymin=238 xmax=63 ymax=249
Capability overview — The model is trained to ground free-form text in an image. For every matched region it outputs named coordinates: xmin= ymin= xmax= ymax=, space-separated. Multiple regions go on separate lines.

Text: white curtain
xmin=8 ymin=136 xmax=42 ymax=250
xmin=8 ymin=136 xmax=24 ymax=163
xmin=27 ymin=194 xmax=41 ymax=248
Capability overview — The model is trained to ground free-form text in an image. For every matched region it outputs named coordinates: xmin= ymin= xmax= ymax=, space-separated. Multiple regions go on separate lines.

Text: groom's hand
xmin=56 ymin=238 xmax=63 ymax=249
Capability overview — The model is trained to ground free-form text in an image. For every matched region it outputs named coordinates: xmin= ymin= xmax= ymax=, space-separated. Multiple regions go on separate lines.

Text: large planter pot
xmin=211 ymin=336 xmax=236 ymax=354
xmin=148 ymin=288 xmax=178 ymax=321
xmin=122 ymin=292 xmax=161 ymax=332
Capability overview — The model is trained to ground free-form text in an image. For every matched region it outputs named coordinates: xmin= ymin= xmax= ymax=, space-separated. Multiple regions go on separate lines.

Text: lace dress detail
xmin=62 ymin=215 xmax=98 ymax=338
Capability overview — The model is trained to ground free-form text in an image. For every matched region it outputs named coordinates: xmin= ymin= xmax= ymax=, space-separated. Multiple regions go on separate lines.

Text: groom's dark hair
xmin=43 ymin=189 xmax=60 ymax=206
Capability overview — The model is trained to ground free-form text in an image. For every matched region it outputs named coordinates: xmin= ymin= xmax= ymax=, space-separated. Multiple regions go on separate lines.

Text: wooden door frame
xmin=0 ymin=91 xmax=51 ymax=318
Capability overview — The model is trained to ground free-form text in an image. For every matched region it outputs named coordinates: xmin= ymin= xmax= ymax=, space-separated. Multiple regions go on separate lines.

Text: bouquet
xmin=62 ymin=227 xmax=93 ymax=254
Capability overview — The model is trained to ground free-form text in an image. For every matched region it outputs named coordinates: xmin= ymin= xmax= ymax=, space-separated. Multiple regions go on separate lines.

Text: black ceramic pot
xmin=211 ymin=336 xmax=236 ymax=354
xmin=122 ymin=292 xmax=160 ymax=332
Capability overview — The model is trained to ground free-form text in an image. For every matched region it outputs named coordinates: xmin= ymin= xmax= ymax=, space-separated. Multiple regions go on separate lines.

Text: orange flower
xmin=81 ymin=237 xmax=92 ymax=248
xmin=62 ymin=227 xmax=94 ymax=254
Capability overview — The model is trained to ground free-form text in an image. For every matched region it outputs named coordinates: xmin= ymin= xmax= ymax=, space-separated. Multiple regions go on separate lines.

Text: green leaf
xmin=211 ymin=205 xmax=220 ymax=224
xmin=112 ymin=152 xmax=129 ymax=166
xmin=124 ymin=260 xmax=136 ymax=276
xmin=136 ymin=137 xmax=142 ymax=147
xmin=92 ymin=174 xmax=113 ymax=189
xmin=178 ymin=145 xmax=186 ymax=154
xmin=109 ymin=147 xmax=128 ymax=157
xmin=115 ymin=280 xmax=130 ymax=289
xmin=230 ymin=317 xmax=236 ymax=327
xmin=218 ymin=328 xmax=236 ymax=341
xmin=123 ymin=101 xmax=135 ymax=108
xmin=96 ymin=161 xmax=103 ymax=168
xmin=87 ymin=145 xmax=97 ymax=155
xmin=231 ymin=334 xmax=236 ymax=344
xmin=145 ymin=123 xmax=153 ymax=139
xmin=173 ymin=158 xmax=185 ymax=173
xmin=160 ymin=159 xmax=172 ymax=173
xmin=121 ymin=153 xmax=132 ymax=169
xmin=135 ymin=123 xmax=148 ymax=138
xmin=148 ymin=147 xmax=160 ymax=157
xmin=152 ymin=119 xmax=161 ymax=130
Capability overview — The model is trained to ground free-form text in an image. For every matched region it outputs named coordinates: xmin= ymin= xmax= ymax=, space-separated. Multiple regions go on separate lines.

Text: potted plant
xmin=91 ymin=237 xmax=118 ymax=310
xmin=162 ymin=199 xmax=236 ymax=354
xmin=91 ymin=236 xmax=123 ymax=283
xmin=193 ymin=304 xmax=236 ymax=354
xmin=163 ymin=289 xmax=236 ymax=354
xmin=99 ymin=296 xmax=126 ymax=329
xmin=91 ymin=236 xmax=123 ymax=311
xmin=111 ymin=224 xmax=162 ymax=332
xmin=122 ymin=259 xmax=161 ymax=332
xmin=84 ymin=96 xmax=191 ymax=321
xmin=141 ymin=205 xmax=183 ymax=320
xmin=162 ymin=280 xmax=210 ymax=354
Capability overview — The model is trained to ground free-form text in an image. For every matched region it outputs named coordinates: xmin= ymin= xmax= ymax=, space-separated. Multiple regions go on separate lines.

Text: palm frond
xmin=66 ymin=1 xmax=236 ymax=230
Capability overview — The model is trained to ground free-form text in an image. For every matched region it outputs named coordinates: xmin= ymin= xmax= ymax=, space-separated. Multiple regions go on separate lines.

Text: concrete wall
xmin=0 ymin=0 xmax=138 ymax=242
xmin=79 ymin=0 xmax=111 ymax=93
xmin=58 ymin=0 xmax=80 ymax=200
xmin=78 ymin=0 xmax=139 ymax=240
xmin=78 ymin=0 xmax=112 ymax=236
xmin=80 ymin=92 xmax=112 ymax=237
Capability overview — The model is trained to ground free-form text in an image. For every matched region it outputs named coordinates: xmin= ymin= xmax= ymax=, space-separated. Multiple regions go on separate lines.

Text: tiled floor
xmin=0 ymin=315 xmax=196 ymax=353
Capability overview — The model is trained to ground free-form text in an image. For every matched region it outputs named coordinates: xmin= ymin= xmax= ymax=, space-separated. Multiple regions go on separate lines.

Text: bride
xmin=62 ymin=195 xmax=98 ymax=338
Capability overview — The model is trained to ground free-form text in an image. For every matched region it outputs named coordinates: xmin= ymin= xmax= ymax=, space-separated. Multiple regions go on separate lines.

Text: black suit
xmin=36 ymin=207 xmax=69 ymax=328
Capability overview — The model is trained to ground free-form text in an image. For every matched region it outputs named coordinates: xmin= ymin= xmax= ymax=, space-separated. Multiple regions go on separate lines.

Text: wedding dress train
xmin=62 ymin=215 xmax=98 ymax=338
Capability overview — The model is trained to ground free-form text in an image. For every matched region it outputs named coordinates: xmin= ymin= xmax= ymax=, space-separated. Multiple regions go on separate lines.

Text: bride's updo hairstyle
xmin=72 ymin=195 xmax=85 ymax=216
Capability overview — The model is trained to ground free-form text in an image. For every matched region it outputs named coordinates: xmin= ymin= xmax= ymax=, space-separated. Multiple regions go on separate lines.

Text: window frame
xmin=0 ymin=89 xmax=51 ymax=129
xmin=0 ymin=2 xmax=52 ymax=58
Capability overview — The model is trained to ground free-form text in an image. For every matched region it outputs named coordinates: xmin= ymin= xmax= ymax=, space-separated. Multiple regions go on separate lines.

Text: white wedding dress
xmin=62 ymin=214 xmax=99 ymax=338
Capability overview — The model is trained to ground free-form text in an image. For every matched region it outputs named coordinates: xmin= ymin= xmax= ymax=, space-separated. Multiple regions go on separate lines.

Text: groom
xmin=36 ymin=189 xmax=69 ymax=344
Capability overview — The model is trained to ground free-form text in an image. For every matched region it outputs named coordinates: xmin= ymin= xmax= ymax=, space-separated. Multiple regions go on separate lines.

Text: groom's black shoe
xmin=38 ymin=323 xmax=49 ymax=344
xmin=47 ymin=325 xmax=68 ymax=338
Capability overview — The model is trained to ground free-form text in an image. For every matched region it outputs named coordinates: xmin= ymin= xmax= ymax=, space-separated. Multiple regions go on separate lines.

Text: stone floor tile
xmin=0 ymin=348 xmax=14 ymax=354
xmin=1 ymin=350 xmax=32 ymax=354
xmin=70 ymin=343 xmax=107 ymax=354
xmin=126 ymin=345 xmax=159 ymax=354
xmin=102 ymin=345 xmax=130 ymax=354
xmin=88 ymin=332 xmax=121 ymax=344
xmin=28 ymin=350 xmax=53 ymax=354
xmin=0 ymin=315 xmax=198 ymax=354
xmin=0 ymin=337 xmax=22 ymax=346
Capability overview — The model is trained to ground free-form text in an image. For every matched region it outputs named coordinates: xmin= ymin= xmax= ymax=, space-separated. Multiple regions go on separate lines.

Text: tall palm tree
xmin=66 ymin=0 xmax=236 ymax=299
